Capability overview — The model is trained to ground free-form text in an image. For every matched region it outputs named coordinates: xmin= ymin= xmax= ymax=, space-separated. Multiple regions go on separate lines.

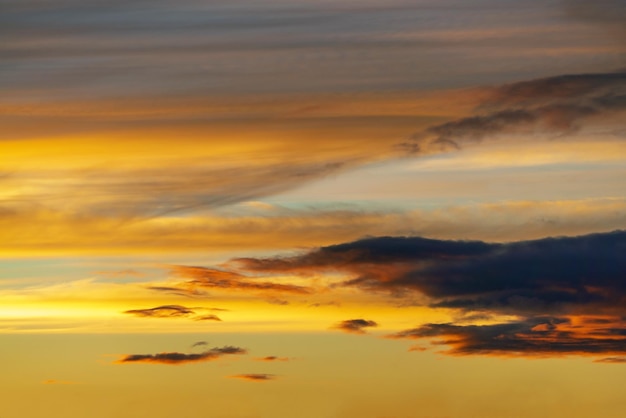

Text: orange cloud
xmin=167 ymin=265 xmax=312 ymax=295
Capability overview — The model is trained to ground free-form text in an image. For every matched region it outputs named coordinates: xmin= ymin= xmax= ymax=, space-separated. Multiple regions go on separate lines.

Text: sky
xmin=1 ymin=0 xmax=625 ymax=417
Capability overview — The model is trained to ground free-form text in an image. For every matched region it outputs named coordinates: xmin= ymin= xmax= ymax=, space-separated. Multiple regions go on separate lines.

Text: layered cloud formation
xmin=232 ymin=230 xmax=626 ymax=358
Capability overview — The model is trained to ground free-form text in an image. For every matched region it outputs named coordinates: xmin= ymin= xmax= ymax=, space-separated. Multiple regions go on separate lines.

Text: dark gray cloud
xmin=117 ymin=345 xmax=246 ymax=365
xmin=389 ymin=316 xmax=626 ymax=357
xmin=405 ymin=71 xmax=626 ymax=152
xmin=236 ymin=230 xmax=626 ymax=316
xmin=334 ymin=319 xmax=379 ymax=334
xmin=234 ymin=230 xmax=626 ymax=359
xmin=235 ymin=235 xmax=495 ymax=271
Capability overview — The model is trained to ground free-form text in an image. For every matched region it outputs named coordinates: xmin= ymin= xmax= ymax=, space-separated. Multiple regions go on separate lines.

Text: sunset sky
xmin=1 ymin=1 xmax=626 ymax=417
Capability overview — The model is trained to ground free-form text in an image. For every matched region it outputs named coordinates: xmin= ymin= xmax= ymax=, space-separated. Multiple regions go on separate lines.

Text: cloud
xmin=193 ymin=314 xmax=222 ymax=321
xmin=123 ymin=305 xmax=222 ymax=321
xmin=123 ymin=305 xmax=196 ymax=318
xmin=230 ymin=374 xmax=277 ymax=382
xmin=145 ymin=286 xmax=209 ymax=298
xmin=405 ymin=71 xmax=626 ymax=152
xmin=563 ymin=0 xmax=626 ymax=39
xmin=4 ymin=197 xmax=626 ymax=256
xmin=254 ymin=356 xmax=290 ymax=362
xmin=167 ymin=265 xmax=312 ymax=295
xmin=116 ymin=346 xmax=247 ymax=365
xmin=309 ymin=301 xmax=341 ymax=308
xmin=236 ymin=230 xmax=626 ymax=316
xmin=334 ymin=319 xmax=378 ymax=334
xmin=95 ymin=269 xmax=145 ymax=278
xmin=235 ymin=230 xmax=626 ymax=359
xmin=191 ymin=341 xmax=209 ymax=348
xmin=594 ymin=357 xmax=626 ymax=364
xmin=389 ymin=316 xmax=626 ymax=358
xmin=42 ymin=379 xmax=78 ymax=385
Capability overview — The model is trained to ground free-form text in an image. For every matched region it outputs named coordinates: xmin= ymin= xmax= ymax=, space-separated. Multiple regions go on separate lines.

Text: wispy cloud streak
xmin=167 ymin=265 xmax=312 ymax=295
xmin=405 ymin=71 xmax=626 ymax=152
xmin=116 ymin=346 xmax=246 ymax=365
xmin=230 ymin=373 xmax=277 ymax=382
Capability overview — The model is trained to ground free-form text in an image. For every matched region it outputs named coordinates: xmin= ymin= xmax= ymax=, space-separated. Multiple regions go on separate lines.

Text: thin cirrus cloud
xmin=123 ymin=305 xmax=222 ymax=321
xmin=404 ymin=71 xmax=626 ymax=153
xmin=334 ymin=319 xmax=378 ymax=334
xmin=116 ymin=345 xmax=247 ymax=365
xmin=2 ymin=197 xmax=626 ymax=256
xmin=234 ymin=230 xmax=626 ymax=359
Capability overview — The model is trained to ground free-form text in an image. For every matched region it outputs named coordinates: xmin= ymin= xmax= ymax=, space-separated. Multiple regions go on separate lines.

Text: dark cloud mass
xmin=334 ymin=319 xmax=379 ymax=334
xmin=117 ymin=346 xmax=246 ymax=365
xmin=235 ymin=235 xmax=496 ymax=271
xmin=237 ymin=230 xmax=626 ymax=316
xmin=237 ymin=230 xmax=626 ymax=359
xmin=146 ymin=286 xmax=209 ymax=298
xmin=406 ymin=71 xmax=626 ymax=151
